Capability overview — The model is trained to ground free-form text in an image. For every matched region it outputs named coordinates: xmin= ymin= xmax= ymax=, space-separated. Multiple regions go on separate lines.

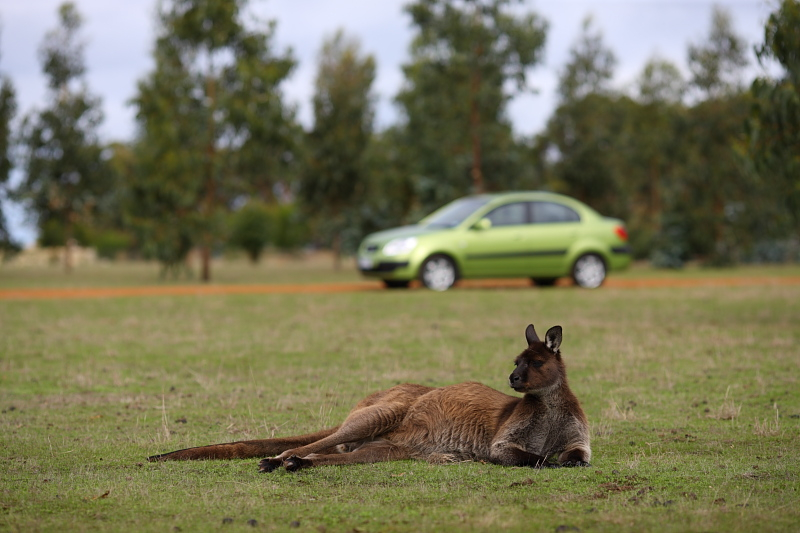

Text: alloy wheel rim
xmin=574 ymin=255 xmax=605 ymax=288
xmin=423 ymin=258 xmax=455 ymax=291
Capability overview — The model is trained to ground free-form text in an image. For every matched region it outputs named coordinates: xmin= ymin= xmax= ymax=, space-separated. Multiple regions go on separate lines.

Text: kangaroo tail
xmin=148 ymin=427 xmax=340 ymax=461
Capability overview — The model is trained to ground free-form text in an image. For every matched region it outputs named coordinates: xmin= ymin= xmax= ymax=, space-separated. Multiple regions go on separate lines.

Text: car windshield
xmin=421 ymin=197 xmax=492 ymax=228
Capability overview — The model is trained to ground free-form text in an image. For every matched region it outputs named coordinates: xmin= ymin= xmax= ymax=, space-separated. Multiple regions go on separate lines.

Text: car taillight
xmin=614 ymin=226 xmax=629 ymax=241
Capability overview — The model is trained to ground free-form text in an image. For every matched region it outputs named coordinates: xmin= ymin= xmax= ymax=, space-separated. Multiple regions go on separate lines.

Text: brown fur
xmin=148 ymin=324 xmax=591 ymax=471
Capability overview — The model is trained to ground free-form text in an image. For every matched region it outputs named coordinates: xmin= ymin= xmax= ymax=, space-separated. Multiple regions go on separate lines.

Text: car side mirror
xmin=472 ymin=218 xmax=492 ymax=231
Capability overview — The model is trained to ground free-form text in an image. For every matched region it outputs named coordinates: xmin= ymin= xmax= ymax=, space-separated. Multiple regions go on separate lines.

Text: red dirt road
xmin=1 ymin=276 xmax=799 ymax=300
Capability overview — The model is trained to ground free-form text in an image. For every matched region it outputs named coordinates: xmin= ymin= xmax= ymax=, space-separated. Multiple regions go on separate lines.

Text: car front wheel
xmin=572 ymin=254 xmax=606 ymax=288
xmin=420 ymin=255 xmax=457 ymax=291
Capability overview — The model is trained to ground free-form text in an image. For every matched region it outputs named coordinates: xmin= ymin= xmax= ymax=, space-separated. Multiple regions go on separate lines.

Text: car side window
xmin=531 ymin=201 xmax=580 ymax=223
xmin=485 ymin=202 xmax=528 ymax=227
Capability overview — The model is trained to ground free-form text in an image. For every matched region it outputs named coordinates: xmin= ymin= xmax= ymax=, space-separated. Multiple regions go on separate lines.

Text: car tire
xmin=419 ymin=254 xmax=458 ymax=291
xmin=531 ymin=277 xmax=558 ymax=287
xmin=572 ymin=254 xmax=606 ymax=288
xmin=383 ymin=280 xmax=410 ymax=289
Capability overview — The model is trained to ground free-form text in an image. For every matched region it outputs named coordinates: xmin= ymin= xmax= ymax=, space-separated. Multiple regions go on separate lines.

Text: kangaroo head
xmin=509 ymin=324 xmax=564 ymax=394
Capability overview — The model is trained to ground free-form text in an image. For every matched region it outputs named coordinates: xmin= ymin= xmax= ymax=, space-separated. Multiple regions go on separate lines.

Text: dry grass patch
xmin=603 ymin=398 xmax=637 ymax=421
xmin=753 ymin=404 xmax=782 ymax=437
xmin=709 ymin=386 xmax=742 ymax=421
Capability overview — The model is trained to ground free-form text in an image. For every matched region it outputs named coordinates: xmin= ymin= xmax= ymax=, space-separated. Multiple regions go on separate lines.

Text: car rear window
xmin=531 ymin=202 xmax=580 ymax=223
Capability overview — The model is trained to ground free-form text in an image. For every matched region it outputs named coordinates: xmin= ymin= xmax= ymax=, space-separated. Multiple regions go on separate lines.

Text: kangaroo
xmin=148 ymin=324 xmax=591 ymax=471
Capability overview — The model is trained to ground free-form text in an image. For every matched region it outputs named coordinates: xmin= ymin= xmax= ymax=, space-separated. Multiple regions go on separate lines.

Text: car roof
xmin=468 ymin=191 xmax=601 ymax=217
xmin=466 ymin=191 xmax=593 ymax=207
xmin=470 ymin=191 xmax=574 ymax=201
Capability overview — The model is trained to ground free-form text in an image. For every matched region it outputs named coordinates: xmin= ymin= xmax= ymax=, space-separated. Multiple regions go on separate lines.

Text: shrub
xmin=92 ymin=229 xmax=134 ymax=260
xmin=229 ymin=201 xmax=272 ymax=263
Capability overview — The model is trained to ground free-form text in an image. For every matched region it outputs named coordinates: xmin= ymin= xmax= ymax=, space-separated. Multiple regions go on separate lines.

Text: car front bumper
xmin=357 ymin=254 xmax=417 ymax=279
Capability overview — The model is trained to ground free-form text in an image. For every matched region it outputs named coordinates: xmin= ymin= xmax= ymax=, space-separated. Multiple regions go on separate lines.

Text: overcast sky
xmin=0 ymin=0 xmax=777 ymax=244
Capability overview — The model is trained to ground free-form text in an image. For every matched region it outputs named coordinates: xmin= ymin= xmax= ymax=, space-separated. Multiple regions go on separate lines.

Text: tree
xmin=0 ymin=33 xmax=18 ymax=254
xmin=679 ymin=6 xmax=752 ymax=264
xmin=89 ymin=142 xmax=135 ymax=259
xmin=746 ymin=0 xmax=800 ymax=251
xmin=300 ymin=30 xmax=375 ymax=268
xmin=674 ymin=94 xmax=752 ymax=265
xmin=398 ymin=0 xmax=547 ymax=211
xmin=558 ymin=16 xmax=617 ymax=103
xmin=637 ymin=56 xmax=685 ymax=105
xmin=130 ymin=0 xmax=298 ymax=280
xmin=14 ymin=2 xmax=109 ymax=271
xmin=623 ymin=57 xmax=687 ymax=258
xmin=687 ymin=5 xmax=749 ymax=99
xmin=228 ymin=199 xmax=272 ymax=263
xmin=537 ymin=17 xmax=623 ymax=217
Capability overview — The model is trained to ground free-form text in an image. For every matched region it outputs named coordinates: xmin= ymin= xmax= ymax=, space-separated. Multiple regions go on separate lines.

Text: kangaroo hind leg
xmin=259 ymin=402 xmax=408 ymax=472
xmin=283 ymin=441 xmax=412 ymax=471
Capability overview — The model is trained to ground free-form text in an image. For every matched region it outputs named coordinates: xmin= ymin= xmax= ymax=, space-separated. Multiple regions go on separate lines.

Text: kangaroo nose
xmin=509 ymin=373 xmax=521 ymax=387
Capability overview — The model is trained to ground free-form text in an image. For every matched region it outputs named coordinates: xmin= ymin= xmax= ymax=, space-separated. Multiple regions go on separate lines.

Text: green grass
xmin=1 ymin=262 xmax=799 ymax=532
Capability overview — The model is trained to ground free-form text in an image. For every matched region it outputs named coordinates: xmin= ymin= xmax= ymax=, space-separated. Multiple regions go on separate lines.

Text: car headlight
xmin=382 ymin=237 xmax=418 ymax=256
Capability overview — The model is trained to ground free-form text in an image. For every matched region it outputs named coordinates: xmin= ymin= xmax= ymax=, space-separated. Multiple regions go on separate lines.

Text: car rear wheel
xmin=572 ymin=254 xmax=606 ymax=288
xmin=420 ymin=254 xmax=457 ymax=291
xmin=383 ymin=280 xmax=410 ymax=289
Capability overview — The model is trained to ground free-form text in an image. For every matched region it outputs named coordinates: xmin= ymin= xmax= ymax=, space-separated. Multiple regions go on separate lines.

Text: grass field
xmin=1 ymin=260 xmax=799 ymax=532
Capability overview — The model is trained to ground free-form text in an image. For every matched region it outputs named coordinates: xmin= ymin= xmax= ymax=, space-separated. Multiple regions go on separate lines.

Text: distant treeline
xmin=1 ymin=0 xmax=798 ymax=278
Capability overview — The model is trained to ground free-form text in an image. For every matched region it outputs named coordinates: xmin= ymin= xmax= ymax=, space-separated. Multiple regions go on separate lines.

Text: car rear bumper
xmin=609 ymin=246 xmax=633 ymax=271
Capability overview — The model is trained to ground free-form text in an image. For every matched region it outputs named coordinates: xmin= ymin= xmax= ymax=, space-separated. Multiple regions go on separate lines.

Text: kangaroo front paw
xmin=530 ymin=460 xmax=561 ymax=469
xmin=258 ymin=458 xmax=282 ymax=473
xmin=284 ymin=455 xmax=310 ymax=472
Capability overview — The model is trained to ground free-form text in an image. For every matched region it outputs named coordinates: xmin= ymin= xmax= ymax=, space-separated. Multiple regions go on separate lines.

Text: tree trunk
xmin=200 ymin=70 xmax=217 ymax=283
xmin=470 ymin=65 xmax=484 ymax=194
xmin=63 ymin=218 xmax=74 ymax=274
xmin=332 ymin=233 xmax=342 ymax=271
xmin=649 ymin=160 xmax=662 ymax=232
xmin=64 ymin=238 xmax=74 ymax=274
xmin=200 ymin=244 xmax=211 ymax=282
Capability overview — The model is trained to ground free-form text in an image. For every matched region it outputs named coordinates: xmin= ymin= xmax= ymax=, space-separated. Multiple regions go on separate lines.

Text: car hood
xmin=362 ymin=225 xmax=444 ymax=244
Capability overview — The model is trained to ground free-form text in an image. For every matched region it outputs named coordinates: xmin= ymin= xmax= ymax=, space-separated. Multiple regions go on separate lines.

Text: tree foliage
xmin=538 ymin=18 xmax=623 ymax=217
xmin=228 ymin=199 xmax=272 ymax=263
xmin=687 ymin=5 xmax=749 ymax=99
xmin=746 ymin=0 xmax=800 ymax=246
xmin=398 ymin=0 xmax=547 ymax=212
xmin=637 ymin=57 xmax=685 ymax=105
xmin=129 ymin=0 xmax=298 ymax=279
xmin=300 ymin=30 xmax=376 ymax=265
xmin=14 ymin=2 xmax=109 ymax=271
xmin=558 ymin=16 xmax=616 ymax=103
xmin=0 ymin=36 xmax=17 ymax=253
xmin=538 ymin=7 xmax=759 ymax=266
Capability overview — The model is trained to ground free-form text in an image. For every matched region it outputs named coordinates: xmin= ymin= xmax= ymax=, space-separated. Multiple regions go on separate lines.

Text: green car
xmin=357 ymin=191 xmax=631 ymax=291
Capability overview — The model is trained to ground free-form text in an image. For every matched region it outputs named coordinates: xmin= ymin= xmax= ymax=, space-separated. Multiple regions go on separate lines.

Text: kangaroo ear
xmin=525 ymin=324 xmax=540 ymax=346
xmin=544 ymin=326 xmax=562 ymax=353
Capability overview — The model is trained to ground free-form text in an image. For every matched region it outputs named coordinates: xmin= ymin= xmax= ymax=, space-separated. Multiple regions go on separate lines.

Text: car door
xmin=523 ymin=201 xmax=582 ymax=277
xmin=460 ymin=202 xmax=532 ymax=277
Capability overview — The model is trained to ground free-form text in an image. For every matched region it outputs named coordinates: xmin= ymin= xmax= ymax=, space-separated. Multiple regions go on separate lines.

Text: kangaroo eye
xmin=531 ymin=360 xmax=544 ymax=368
